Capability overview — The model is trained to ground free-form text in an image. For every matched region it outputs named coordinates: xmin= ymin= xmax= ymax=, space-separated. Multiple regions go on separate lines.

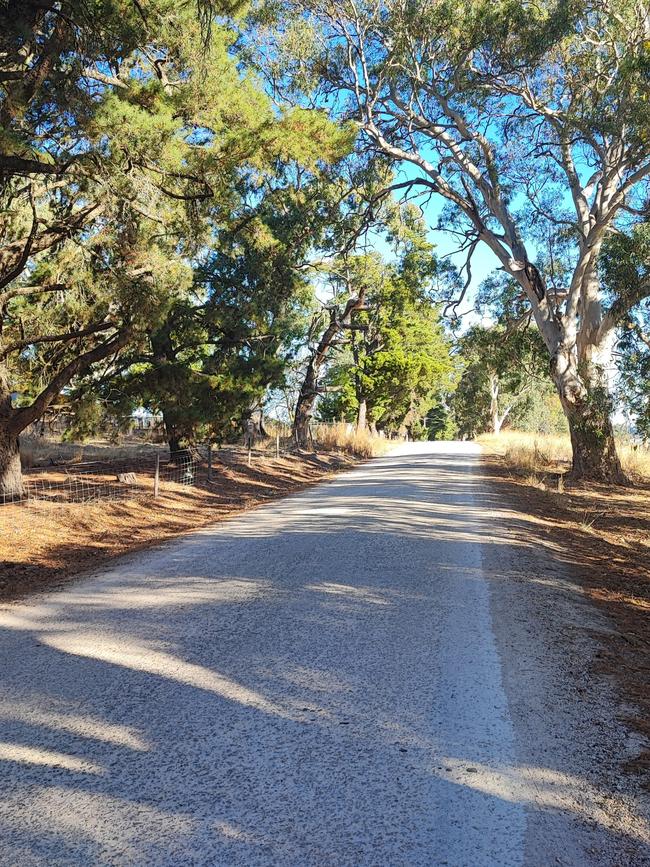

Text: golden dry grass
xmin=20 ymin=434 xmax=165 ymax=468
xmin=477 ymin=430 xmax=650 ymax=481
xmin=313 ymin=423 xmax=392 ymax=459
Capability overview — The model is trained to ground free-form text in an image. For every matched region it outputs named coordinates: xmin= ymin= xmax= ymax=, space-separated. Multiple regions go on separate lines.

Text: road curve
xmin=0 ymin=442 xmax=648 ymax=866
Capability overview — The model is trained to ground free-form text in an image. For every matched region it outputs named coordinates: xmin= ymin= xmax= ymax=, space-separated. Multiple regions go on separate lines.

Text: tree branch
xmin=10 ymin=330 xmax=131 ymax=434
xmin=1 ymin=321 xmax=116 ymax=360
xmin=0 ymin=155 xmax=69 ymax=177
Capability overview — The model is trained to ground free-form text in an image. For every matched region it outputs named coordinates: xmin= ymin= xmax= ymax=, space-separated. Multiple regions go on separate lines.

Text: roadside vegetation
xmin=311 ymin=423 xmax=391 ymax=459
xmin=478 ymin=430 xmax=650 ymax=780
xmin=2 ymin=0 xmax=649 ymax=500
xmin=478 ymin=431 xmax=650 ymax=485
xmin=1 ymin=435 xmax=364 ymax=601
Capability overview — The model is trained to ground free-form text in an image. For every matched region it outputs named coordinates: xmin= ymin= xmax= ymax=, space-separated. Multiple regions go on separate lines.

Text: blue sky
xmin=366 ymin=190 xmax=501 ymax=324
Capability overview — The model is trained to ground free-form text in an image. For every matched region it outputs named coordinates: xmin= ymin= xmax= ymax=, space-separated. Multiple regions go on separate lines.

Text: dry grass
xmin=313 ymin=423 xmax=392 ymax=458
xmin=20 ymin=434 xmax=166 ymax=467
xmin=477 ymin=430 xmax=650 ymax=482
xmin=622 ymin=443 xmax=650 ymax=480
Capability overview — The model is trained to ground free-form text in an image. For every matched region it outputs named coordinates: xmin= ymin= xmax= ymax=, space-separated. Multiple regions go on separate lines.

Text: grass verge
xmin=313 ymin=423 xmax=392 ymax=459
xmin=477 ymin=430 xmax=650 ymax=482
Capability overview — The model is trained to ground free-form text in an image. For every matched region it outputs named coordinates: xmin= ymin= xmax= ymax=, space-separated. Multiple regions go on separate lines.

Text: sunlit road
xmin=0 ymin=442 xmax=648 ymax=866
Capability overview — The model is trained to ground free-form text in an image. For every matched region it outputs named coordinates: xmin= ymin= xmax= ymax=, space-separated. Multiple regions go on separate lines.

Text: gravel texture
xmin=0 ymin=441 xmax=648 ymax=866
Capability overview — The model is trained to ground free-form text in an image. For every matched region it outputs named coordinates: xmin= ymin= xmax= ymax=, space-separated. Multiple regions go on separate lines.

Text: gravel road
xmin=0 ymin=442 xmax=648 ymax=866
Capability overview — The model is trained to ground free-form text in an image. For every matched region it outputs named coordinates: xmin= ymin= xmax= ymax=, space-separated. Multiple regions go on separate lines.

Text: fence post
xmin=275 ymin=433 xmax=280 ymax=459
xmin=207 ymin=443 xmax=213 ymax=481
xmin=247 ymin=446 xmax=252 ymax=468
xmin=154 ymin=454 xmax=160 ymax=498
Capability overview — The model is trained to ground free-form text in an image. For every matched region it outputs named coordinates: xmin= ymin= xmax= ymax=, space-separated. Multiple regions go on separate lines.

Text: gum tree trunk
xmin=294 ymin=358 xmax=318 ymax=448
xmin=293 ymin=291 xmax=367 ymax=447
xmin=552 ymin=346 xmax=626 ymax=484
xmin=563 ymin=399 xmax=623 ymax=483
xmin=352 ymin=332 xmax=368 ymax=432
xmin=356 ymin=398 xmax=367 ymax=432
xmin=489 ymin=374 xmax=506 ymax=435
xmin=516 ymin=258 xmax=626 ymax=483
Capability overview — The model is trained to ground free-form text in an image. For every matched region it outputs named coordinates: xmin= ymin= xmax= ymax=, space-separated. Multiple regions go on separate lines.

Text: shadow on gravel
xmin=0 ymin=447 xmax=647 ymax=864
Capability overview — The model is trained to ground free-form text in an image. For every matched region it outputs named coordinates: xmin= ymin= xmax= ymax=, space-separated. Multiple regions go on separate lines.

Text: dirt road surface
xmin=0 ymin=442 xmax=648 ymax=865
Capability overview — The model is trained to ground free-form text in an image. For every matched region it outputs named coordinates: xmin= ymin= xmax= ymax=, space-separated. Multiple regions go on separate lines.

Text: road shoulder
xmin=476 ymin=453 xmax=650 ymax=863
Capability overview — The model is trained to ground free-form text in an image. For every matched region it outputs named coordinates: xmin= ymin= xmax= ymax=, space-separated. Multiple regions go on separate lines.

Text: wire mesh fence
xmin=1 ymin=449 xmax=200 ymax=507
xmin=3 ymin=425 xmax=343 ymax=508
xmin=160 ymin=451 xmax=199 ymax=488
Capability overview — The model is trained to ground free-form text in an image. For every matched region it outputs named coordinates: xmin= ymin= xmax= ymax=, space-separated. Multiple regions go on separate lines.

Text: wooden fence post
xmin=276 ymin=433 xmax=280 ymax=459
xmin=154 ymin=454 xmax=160 ymax=498
xmin=207 ymin=444 xmax=213 ymax=481
xmin=247 ymin=446 xmax=252 ymax=468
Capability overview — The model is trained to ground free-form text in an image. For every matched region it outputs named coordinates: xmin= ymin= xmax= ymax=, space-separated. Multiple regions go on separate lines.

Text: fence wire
xmin=2 ymin=450 xmax=199 ymax=507
xmin=3 ymin=428 xmax=321 ymax=508
xmin=161 ymin=451 xmax=198 ymax=487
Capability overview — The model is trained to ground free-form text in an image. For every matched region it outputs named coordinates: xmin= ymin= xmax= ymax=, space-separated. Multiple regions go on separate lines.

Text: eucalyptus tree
xmin=605 ymin=223 xmax=650 ymax=439
xmin=289 ymin=159 xmax=398 ymax=445
xmin=454 ymin=323 xmax=550 ymax=437
xmin=293 ymin=265 xmax=370 ymax=445
xmin=281 ymin=0 xmax=650 ymax=480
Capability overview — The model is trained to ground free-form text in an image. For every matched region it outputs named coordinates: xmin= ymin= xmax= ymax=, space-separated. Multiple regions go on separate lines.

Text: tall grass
xmin=620 ymin=442 xmax=650 ymax=480
xmin=20 ymin=434 xmax=165 ymax=467
xmin=313 ymin=422 xmax=391 ymax=459
xmin=477 ymin=430 xmax=650 ymax=481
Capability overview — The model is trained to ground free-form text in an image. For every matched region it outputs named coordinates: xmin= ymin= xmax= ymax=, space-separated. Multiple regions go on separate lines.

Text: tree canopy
xmin=269 ymin=0 xmax=650 ymax=480
xmin=0 ymin=0 xmax=360 ymax=491
xmin=317 ymin=243 xmax=457 ymax=436
xmin=2 ymin=0 xmax=649 ymax=491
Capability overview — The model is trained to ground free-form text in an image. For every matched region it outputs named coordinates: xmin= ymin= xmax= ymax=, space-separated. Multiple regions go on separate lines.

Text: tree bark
xmin=166 ymin=431 xmax=182 ymax=455
xmin=293 ymin=291 xmax=367 ymax=447
xmin=0 ymin=331 xmax=130 ymax=494
xmin=516 ymin=260 xmax=626 ymax=482
xmin=489 ymin=374 xmax=502 ymax=435
xmin=249 ymin=405 xmax=268 ymax=438
xmin=352 ymin=331 xmax=368 ymax=432
xmin=0 ymin=427 xmax=23 ymax=498
xmin=356 ymin=398 xmax=367 ymax=432
xmin=0 ymin=369 xmax=23 ymax=497
xmin=552 ymin=350 xmax=626 ymax=484
xmin=293 ymin=356 xmax=318 ymax=447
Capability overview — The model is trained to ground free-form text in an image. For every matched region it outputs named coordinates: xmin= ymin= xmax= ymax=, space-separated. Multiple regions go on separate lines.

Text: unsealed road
xmin=1 ymin=442 xmax=648 ymax=866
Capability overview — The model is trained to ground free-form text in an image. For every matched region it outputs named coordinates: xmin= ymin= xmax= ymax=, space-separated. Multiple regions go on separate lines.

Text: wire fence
xmin=2 ymin=450 xmax=199 ymax=507
xmin=3 ymin=422 xmax=349 ymax=508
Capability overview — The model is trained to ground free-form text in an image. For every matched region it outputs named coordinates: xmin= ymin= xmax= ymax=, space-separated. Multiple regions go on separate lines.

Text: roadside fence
xmin=2 ymin=450 xmax=199 ymax=507
xmin=4 ymin=422 xmax=341 ymax=509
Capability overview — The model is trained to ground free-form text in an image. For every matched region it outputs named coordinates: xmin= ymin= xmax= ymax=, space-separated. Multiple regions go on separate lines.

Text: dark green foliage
xmin=317 ymin=230 xmax=457 ymax=434
xmin=605 ymin=224 xmax=650 ymax=440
